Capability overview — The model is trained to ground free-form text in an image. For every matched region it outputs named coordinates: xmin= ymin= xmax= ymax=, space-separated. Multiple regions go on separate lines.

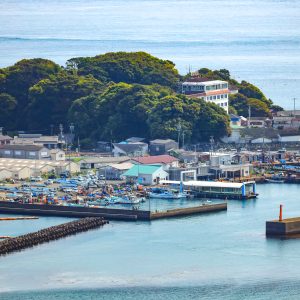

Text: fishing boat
xmin=114 ymin=195 xmax=144 ymax=205
xmin=266 ymin=174 xmax=285 ymax=183
xmin=149 ymin=190 xmax=187 ymax=199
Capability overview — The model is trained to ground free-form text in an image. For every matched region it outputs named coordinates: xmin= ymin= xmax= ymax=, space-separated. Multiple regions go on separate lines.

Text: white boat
xmin=149 ymin=191 xmax=187 ymax=199
xmin=265 ymin=178 xmax=285 ymax=183
xmin=266 ymin=174 xmax=285 ymax=183
xmin=115 ymin=195 xmax=143 ymax=205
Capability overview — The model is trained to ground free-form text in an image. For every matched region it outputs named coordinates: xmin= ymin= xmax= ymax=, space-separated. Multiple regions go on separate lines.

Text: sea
xmin=0 ymin=0 xmax=300 ymax=110
xmin=1 ymin=184 xmax=300 ymax=299
xmin=1 ymin=1 xmax=300 ymax=298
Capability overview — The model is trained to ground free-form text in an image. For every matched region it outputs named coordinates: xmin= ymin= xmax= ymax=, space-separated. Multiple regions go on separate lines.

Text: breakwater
xmin=0 ymin=217 xmax=108 ymax=256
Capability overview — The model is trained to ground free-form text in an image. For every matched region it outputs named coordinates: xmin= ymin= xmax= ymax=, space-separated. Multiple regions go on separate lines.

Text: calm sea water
xmin=1 ymin=183 xmax=300 ymax=299
xmin=0 ymin=0 xmax=300 ymax=109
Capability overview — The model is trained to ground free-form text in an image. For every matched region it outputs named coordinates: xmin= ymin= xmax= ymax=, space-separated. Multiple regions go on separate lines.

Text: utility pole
xmin=248 ymin=105 xmax=251 ymax=128
xmin=293 ymin=98 xmax=297 ymax=117
xmin=209 ymin=136 xmax=214 ymax=156
xmin=176 ymin=122 xmax=182 ymax=148
xmin=50 ymin=124 xmax=54 ymax=136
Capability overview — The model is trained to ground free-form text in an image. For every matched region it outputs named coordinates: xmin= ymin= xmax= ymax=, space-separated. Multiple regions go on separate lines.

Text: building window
xmin=225 ymin=94 xmax=228 ymax=98
xmin=15 ymin=151 xmax=21 ymax=155
xmin=217 ymin=95 xmax=220 ymax=99
xmin=29 ymin=152 xmax=36 ymax=156
xmin=221 ymin=94 xmax=224 ymax=99
xmin=224 ymin=102 xmax=228 ymax=106
xmin=4 ymin=150 xmax=10 ymax=154
xmin=213 ymin=96 xmax=216 ymax=100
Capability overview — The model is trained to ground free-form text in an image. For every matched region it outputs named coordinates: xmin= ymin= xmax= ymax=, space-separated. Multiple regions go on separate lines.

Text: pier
xmin=0 ymin=217 xmax=108 ymax=256
xmin=0 ymin=200 xmax=226 ymax=221
xmin=150 ymin=202 xmax=227 ymax=219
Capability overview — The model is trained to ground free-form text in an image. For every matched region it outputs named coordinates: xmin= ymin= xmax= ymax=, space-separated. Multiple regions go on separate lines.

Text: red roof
xmin=187 ymin=89 xmax=230 ymax=98
xmin=132 ymin=155 xmax=178 ymax=165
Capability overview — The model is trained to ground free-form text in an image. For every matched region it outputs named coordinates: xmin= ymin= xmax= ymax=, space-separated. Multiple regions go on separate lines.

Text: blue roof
xmin=123 ymin=165 xmax=162 ymax=177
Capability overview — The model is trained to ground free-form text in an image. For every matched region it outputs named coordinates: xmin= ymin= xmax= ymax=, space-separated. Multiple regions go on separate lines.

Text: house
xmin=0 ymin=158 xmax=80 ymax=177
xmin=12 ymin=134 xmax=64 ymax=149
xmin=0 ymin=169 xmax=13 ymax=180
xmin=97 ymin=162 xmax=133 ymax=180
xmin=122 ymin=165 xmax=169 ymax=185
xmin=112 ymin=142 xmax=148 ymax=157
xmin=125 ymin=137 xmax=145 ymax=143
xmin=230 ymin=114 xmax=242 ymax=126
xmin=221 ymin=125 xmax=245 ymax=143
xmin=131 ymin=155 xmax=179 ymax=169
xmin=96 ymin=141 xmax=112 ymax=153
xmin=50 ymin=149 xmax=66 ymax=161
xmin=80 ymin=156 xmax=131 ymax=169
xmin=0 ymin=134 xmax=13 ymax=145
xmin=149 ymin=139 xmax=178 ymax=155
xmin=181 ymin=78 xmax=231 ymax=113
xmin=0 ymin=144 xmax=51 ymax=160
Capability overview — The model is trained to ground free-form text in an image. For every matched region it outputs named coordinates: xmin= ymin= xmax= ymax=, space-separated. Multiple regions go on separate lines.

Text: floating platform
xmin=0 ymin=200 xmax=227 ymax=221
xmin=266 ymin=217 xmax=300 ymax=236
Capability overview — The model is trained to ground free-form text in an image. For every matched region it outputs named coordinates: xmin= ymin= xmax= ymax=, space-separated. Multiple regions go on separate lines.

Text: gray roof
xmin=0 ymin=144 xmax=46 ymax=151
xmin=80 ymin=156 xmax=131 ymax=164
xmin=113 ymin=143 xmax=147 ymax=153
xmin=150 ymin=139 xmax=177 ymax=145
xmin=125 ymin=137 xmax=145 ymax=143
xmin=0 ymin=135 xmax=13 ymax=141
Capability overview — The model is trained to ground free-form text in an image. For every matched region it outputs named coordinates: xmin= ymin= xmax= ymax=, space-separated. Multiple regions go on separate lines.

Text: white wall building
xmin=182 ymin=80 xmax=230 ymax=113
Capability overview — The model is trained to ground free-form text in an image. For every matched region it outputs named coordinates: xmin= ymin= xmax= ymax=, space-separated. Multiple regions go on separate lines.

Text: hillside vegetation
xmin=0 ymin=52 xmax=278 ymax=147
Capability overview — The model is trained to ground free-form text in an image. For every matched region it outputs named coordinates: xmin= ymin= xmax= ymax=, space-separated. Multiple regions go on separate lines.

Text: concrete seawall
xmin=0 ymin=201 xmax=150 ymax=221
xmin=266 ymin=217 xmax=300 ymax=236
xmin=0 ymin=217 xmax=108 ymax=256
xmin=0 ymin=201 xmax=227 ymax=221
xmin=150 ymin=203 xmax=227 ymax=219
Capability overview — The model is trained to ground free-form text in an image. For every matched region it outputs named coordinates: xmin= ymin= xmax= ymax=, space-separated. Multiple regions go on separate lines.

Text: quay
xmin=0 ymin=200 xmax=226 ymax=221
xmin=0 ymin=217 xmax=108 ymax=256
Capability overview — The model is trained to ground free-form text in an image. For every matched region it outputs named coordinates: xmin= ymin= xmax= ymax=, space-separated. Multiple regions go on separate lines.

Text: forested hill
xmin=0 ymin=52 xmax=279 ymax=147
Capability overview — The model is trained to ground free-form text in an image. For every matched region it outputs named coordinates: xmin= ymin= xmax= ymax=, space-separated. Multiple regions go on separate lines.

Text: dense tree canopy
xmin=67 ymin=52 xmax=179 ymax=89
xmin=0 ymin=52 xmax=280 ymax=147
xmin=27 ymin=72 xmax=103 ymax=130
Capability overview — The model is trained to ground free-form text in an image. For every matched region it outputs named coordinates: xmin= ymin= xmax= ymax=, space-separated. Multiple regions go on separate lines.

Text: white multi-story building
xmin=182 ymin=79 xmax=230 ymax=113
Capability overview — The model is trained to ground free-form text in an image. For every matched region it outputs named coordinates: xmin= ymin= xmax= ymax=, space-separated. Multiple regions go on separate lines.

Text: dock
xmin=0 ymin=200 xmax=226 ymax=221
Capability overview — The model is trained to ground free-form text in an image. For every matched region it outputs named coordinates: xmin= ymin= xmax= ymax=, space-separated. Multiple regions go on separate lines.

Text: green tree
xmin=67 ymin=52 xmax=179 ymax=88
xmin=27 ymin=72 xmax=103 ymax=130
xmin=0 ymin=93 xmax=17 ymax=129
